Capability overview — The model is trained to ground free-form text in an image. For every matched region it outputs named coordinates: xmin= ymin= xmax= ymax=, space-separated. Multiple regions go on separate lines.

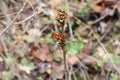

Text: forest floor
xmin=0 ymin=0 xmax=120 ymax=80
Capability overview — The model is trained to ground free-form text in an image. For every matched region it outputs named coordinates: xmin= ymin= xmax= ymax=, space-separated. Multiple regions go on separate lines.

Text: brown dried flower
xmin=59 ymin=34 xmax=66 ymax=47
xmin=52 ymin=32 xmax=62 ymax=42
xmin=56 ymin=9 xmax=67 ymax=21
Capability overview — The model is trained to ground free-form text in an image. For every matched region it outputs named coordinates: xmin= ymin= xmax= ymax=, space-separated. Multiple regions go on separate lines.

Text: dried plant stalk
xmin=52 ymin=9 xmax=68 ymax=80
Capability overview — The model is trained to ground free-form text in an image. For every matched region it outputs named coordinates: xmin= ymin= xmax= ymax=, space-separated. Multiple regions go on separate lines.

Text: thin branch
xmin=14 ymin=7 xmax=44 ymax=25
xmin=89 ymin=21 xmax=114 ymax=53
xmin=27 ymin=0 xmax=36 ymax=13
xmin=14 ymin=11 xmax=39 ymax=24
xmin=0 ymin=0 xmax=28 ymax=38
xmin=0 ymin=0 xmax=11 ymax=24
xmin=65 ymin=0 xmax=74 ymax=40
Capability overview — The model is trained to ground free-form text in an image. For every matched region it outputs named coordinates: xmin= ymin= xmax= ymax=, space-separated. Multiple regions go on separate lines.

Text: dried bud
xmin=59 ymin=34 xmax=66 ymax=48
xmin=52 ymin=32 xmax=62 ymax=42
xmin=56 ymin=9 xmax=67 ymax=21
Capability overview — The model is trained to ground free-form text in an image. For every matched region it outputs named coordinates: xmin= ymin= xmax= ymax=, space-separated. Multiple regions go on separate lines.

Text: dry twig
xmin=0 ymin=0 xmax=28 ymax=38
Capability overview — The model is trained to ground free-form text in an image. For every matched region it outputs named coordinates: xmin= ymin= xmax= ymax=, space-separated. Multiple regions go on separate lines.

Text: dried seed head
xmin=59 ymin=34 xmax=66 ymax=48
xmin=56 ymin=9 xmax=67 ymax=21
xmin=52 ymin=32 xmax=62 ymax=42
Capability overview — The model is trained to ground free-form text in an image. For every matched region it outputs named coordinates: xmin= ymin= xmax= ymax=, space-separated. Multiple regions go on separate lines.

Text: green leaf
xmin=111 ymin=73 xmax=118 ymax=80
xmin=112 ymin=55 xmax=120 ymax=65
xmin=42 ymin=17 xmax=52 ymax=24
xmin=115 ymin=21 xmax=120 ymax=28
xmin=97 ymin=61 xmax=104 ymax=67
xmin=39 ymin=37 xmax=45 ymax=43
xmin=66 ymin=41 xmax=84 ymax=55
xmin=13 ymin=34 xmax=17 ymax=40
xmin=47 ymin=38 xmax=54 ymax=44
xmin=21 ymin=59 xmax=34 ymax=67
xmin=76 ymin=19 xmax=81 ymax=25
xmin=64 ymin=5 xmax=70 ymax=11
xmin=95 ymin=61 xmax=105 ymax=71
xmin=2 ymin=71 xmax=13 ymax=78
xmin=36 ymin=77 xmax=43 ymax=80
xmin=17 ymin=49 xmax=25 ymax=57
xmin=94 ymin=65 xmax=99 ymax=71
xmin=6 ymin=55 xmax=16 ymax=63
xmin=46 ymin=33 xmax=55 ymax=45
xmin=92 ymin=33 xmax=100 ymax=41
xmin=86 ymin=0 xmax=92 ymax=3
xmin=64 ymin=5 xmax=73 ymax=17
xmin=78 ymin=9 xmax=83 ymax=16
xmin=53 ymin=53 xmax=61 ymax=62
xmin=86 ymin=0 xmax=93 ymax=7
xmin=23 ymin=35 xmax=34 ymax=43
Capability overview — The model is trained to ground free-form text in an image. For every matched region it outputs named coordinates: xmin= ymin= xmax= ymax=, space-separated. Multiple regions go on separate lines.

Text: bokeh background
xmin=0 ymin=0 xmax=120 ymax=80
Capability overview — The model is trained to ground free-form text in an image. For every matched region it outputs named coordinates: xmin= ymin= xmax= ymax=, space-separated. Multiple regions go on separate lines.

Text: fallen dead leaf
xmin=18 ymin=64 xmax=35 ymax=74
xmin=32 ymin=44 xmax=50 ymax=61
xmin=51 ymin=65 xmax=64 ymax=79
xmin=95 ymin=46 xmax=105 ymax=59
xmin=68 ymin=56 xmax=79 ymax=65
xmin=32 ymin=49 xmax=47 ymax=61
xmin=101 ymin=7 xmax=115 ymax=16
xmin=48 ymin=0 xmax=63 ymax=9
xmin=99 ymin=22 xmax=107 ymax=34
xmin=47 ymin=55 xmax=54 ymax=63
xmin=46 ymin=68 xmax=52 ymax=74
xmin=103 ymin=0 xmax=116 ymax=7
xmin=38 ymin=63 xmax=52 ymax=74
xmin=28 ymin=28 xmax=42 ymax=37
xmin=92 ymin=5 xmax=103 ymax=12
xmin=55 ymin=50 xmax=63 ymax=59
xmin=92 ymin=0 xmax=103 ymax=4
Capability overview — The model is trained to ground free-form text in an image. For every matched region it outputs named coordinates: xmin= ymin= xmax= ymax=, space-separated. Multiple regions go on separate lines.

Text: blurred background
xmin=0 ymin=0 xmax=120 ymax=80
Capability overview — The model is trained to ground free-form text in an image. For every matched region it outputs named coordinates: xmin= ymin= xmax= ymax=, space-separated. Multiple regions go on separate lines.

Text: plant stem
xmin=62 ymin=47 xmax=67 ymax=80
xmin=61 ymin=21 xmax=68 ymax=80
